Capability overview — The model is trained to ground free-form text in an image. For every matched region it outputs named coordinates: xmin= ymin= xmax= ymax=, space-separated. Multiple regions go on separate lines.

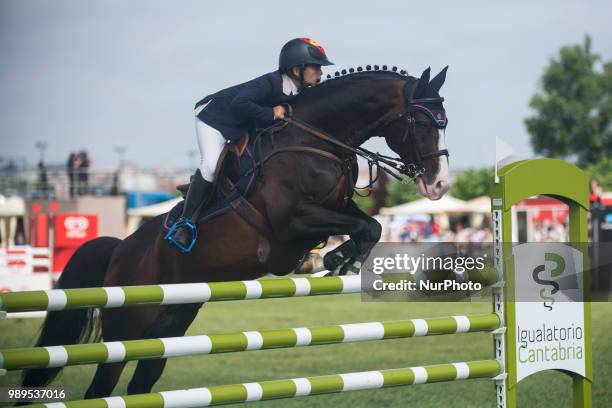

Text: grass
xmin=1 ymin=296 xmax=611 ymax=407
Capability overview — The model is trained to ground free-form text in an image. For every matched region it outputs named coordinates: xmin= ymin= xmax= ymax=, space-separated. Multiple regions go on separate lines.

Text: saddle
xmin=163 ymin=132 xmax=273 ymax=237
xmin=175 ymin=135 xmax=250 ymax=197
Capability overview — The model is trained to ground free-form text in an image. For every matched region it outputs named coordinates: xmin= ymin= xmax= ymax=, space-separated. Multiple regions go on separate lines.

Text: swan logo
xmin=64 ymin=216 xmax=90 ymax=239
xmin=532 ymin=252 xmax=565 ymax=311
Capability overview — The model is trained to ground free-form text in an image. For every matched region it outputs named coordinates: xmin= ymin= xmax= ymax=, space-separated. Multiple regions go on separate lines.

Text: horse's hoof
xmin=324 ymin=253 xmax=345 ymax=271
xmin=333 ymin=258 xmax=351 ymax=276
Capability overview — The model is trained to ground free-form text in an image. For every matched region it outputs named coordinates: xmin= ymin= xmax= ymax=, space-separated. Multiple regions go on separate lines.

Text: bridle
xmin=393 ymin=83 xmax=450 ymax=180
xmin=280 ymin=79 xmax=449 ymax=186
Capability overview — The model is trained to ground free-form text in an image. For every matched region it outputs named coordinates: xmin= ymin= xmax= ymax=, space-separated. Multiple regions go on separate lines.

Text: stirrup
xmin=165 ymin=219 xmax=198 ymax=253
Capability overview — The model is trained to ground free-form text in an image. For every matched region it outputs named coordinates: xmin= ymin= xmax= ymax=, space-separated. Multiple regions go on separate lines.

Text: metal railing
xmin=0 ymin=168 xmax=190 ymax=199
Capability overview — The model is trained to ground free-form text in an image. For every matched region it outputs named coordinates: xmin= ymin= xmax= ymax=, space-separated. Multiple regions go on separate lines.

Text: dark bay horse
xmin=21 ymin=66 xmax=451 ymax=399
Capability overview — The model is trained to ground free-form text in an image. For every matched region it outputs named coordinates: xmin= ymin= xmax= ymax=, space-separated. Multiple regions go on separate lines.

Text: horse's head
xmin=380 ymin=67 xmax=450 ymax=200
xmin=292 ymin=66 xmax=450 ymax=200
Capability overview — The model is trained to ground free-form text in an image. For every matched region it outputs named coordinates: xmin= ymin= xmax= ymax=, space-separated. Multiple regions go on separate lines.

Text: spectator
xmin=589 ymin=180 xmax=603 ymax=209
xmin=37 ymin=160 xmax=49 ymax=198
xmin=67 ymin=152 xmax=76 ymax=198
xmin=455 ymin=222 xmax=472 ymax=242
xmin=110 ymin=170 xmax=120 ymax=196
xmin=469 ymin=227 xmax=487 ymax=243
xmin=431 ymin=219 xmax=441 ymax=237
xmin=76 ymin=150 xmax=90 ymax=195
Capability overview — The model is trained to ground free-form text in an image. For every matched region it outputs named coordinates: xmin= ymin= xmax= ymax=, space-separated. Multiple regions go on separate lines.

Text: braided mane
xmin=320 ymin=65 xmax=413 ymax=84
xmin=294 ymin=65 xmax=415 ymax=106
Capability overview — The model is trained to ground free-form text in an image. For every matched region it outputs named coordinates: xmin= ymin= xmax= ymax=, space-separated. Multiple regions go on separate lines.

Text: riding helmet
xmin=279 ymin=38 xmax=334 ymax=73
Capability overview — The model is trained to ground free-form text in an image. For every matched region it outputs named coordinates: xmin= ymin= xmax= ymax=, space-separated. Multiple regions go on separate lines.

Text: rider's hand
xmin=273 ymin=105 xmax=286 ymax=120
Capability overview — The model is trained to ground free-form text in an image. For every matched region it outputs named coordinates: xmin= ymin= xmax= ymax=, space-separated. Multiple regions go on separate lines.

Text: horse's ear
xmin=420 ymin=67 xmax=431 ymax=82
xmin=429 ymin=66 xmax=448 ymax=93
xmin=414 ymin=67 xmax=431 ymax=96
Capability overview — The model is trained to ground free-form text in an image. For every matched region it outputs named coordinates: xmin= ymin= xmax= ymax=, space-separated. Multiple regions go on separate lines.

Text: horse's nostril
xmin=435 ymin=180 xmax=448 ymax=193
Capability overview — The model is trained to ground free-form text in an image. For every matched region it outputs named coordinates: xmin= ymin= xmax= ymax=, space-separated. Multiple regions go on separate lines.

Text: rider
xmin=167 ymin=37 xmax=334 ymax=251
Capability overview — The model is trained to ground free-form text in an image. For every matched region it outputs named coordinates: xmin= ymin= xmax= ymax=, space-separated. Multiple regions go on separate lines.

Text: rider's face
xmin=293 ymin=65 xmax=322 ymax=87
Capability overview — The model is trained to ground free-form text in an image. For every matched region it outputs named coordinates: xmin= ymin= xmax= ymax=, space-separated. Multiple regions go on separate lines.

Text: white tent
xmin=126 ymin=197 xmax=182 ymax=234
xmin=0 ymin=196 xmax=26 ymax=247
xmin=127 ymin=197 xmax=182 ymax=217
xmin=459 ymin=196 xmax=492 ymax=229
xmin=379 ymin=195 xmax=467 ymax=216
xmin=0 ymin=195 xmax=25 ymax=216
xmin=459 ymin=196 xmax=491 ymax=213
xmin=378 ymin=195 xmax=467 ymax=240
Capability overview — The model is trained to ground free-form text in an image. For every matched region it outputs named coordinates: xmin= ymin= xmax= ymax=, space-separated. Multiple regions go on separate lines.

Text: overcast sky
xmin=1 ymin=0 xmax=610 ymax=171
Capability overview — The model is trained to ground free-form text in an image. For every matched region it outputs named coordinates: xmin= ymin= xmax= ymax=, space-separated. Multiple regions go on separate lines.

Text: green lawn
xmin=1 ymin=296 xmax=611 ymax=407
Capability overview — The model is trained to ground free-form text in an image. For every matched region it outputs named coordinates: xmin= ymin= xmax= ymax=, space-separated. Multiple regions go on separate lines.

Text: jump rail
xmin=0 ymin=314 xmax=500 ymax=371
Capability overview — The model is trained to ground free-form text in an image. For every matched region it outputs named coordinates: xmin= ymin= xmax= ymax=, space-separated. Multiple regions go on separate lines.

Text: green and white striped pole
xmin=28 ymin=360 xmax=501 ymax=408
xmin=0 ymin=314 xmax=500 ymax=371
xmin=0 ymin=276 xmax=360 ymax=313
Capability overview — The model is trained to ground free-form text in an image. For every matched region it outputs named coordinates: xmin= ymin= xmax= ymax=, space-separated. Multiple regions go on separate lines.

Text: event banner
xmin=513 ymin=243 xmax=586 ymax=382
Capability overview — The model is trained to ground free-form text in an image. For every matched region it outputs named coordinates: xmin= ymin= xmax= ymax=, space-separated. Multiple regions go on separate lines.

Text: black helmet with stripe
xmin=279 ymin=38 xmax=334 ymax=74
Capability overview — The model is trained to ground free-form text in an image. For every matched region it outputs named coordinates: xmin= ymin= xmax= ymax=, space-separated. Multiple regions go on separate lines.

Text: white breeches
xmin=195 ymin=113 xmax=226 ymax=182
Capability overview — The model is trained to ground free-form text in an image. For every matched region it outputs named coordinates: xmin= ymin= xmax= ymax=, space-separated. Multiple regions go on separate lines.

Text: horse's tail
xmin=20 ymin=236 xmax=121 ymax=389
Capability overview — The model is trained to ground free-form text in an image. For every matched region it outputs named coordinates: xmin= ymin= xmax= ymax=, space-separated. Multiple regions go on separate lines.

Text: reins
xmin=248 ymin=83 xmax=449 ymax=199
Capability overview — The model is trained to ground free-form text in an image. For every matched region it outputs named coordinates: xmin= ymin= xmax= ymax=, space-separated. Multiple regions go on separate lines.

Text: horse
xmin=20 ymin=66 xmax=451 ymax=400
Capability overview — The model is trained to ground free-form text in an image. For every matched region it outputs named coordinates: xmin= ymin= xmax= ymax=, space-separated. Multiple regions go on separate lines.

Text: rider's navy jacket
xmin=195 ymin=70 xmax=295 ymax=141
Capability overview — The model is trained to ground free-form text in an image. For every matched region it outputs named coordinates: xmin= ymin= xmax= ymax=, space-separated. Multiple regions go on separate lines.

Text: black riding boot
xmin=168 ymin=170 xmax=213 ymax=250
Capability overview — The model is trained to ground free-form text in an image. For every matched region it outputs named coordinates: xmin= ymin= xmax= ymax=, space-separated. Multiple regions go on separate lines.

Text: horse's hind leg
xmin=84 ymin=362 xmax=128 ymax=399
xmin=83 ymin=307 xmax=131 ymax=398
xmin=83 ymin=301 xmax=165 ymax=398
xmin=127 ymin=303 xmax=203 ymax=394
xmin=127 ymin=359 xmax=169 ymax=395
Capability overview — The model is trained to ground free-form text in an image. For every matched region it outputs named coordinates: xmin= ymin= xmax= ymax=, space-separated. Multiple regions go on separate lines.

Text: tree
xmin=352 ymin=191 xmax=374 ymax=213
xmin=585 ymin=156 xmax=612 ymax=190
xmin=450 ymin=167 xmax=495 ymax=200
xmin=525 ymin=36 xmax=611 ymax=167
xmin=385 ymin=176 xmax=422 ymax=207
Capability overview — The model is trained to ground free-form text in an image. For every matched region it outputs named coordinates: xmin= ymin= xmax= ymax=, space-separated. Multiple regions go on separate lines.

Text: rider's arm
xmin=230 ymin=78 xmax=276 ymax=126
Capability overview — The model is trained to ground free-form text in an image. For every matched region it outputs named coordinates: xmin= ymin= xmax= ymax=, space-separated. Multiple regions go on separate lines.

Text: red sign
xmin=53 ymin=214 xmax=98 ymax=273
xmin=54 ymin=214 xmax=98 ymax=246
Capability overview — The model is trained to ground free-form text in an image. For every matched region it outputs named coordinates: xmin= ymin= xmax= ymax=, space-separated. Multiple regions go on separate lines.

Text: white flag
xmin=495 ymin=137 xmax=515 ymax=183
xmin=495 ymin=136 xmax=514 ymax=164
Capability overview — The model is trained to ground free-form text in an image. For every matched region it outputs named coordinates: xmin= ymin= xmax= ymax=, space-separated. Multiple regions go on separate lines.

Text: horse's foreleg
xmin=335 ymin=200 xmax=382 ymax=274
xmin=322 ymin=240 xmax=358 ymax=272
xmin=288 ymin=203 xmax=381 ymax=274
